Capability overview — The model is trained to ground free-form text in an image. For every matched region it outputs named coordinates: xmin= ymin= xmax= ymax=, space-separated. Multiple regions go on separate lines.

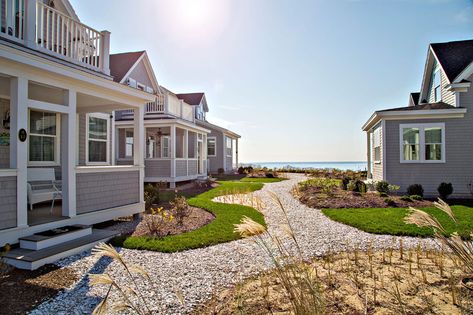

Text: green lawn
xmin=240 ymin=177 xmax=287 ymax=183
xmin=322 ymin=206 xmax=473 ymax=239
xmin=113 ymin=181 xmax=265 ymax=252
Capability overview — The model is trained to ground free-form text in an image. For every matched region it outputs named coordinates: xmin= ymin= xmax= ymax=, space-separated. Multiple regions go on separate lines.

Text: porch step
xmin=3 ymin=229 xmax=118 ymax=270
xmin=19 ymin=225 xmax=92 ymax=250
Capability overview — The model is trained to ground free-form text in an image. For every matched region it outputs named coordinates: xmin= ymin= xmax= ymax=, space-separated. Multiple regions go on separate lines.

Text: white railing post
xmin=133 ymin=105 xmax=145 ymax=203
xmin=100 ymin=30 xmax=111 ymax=75
xmin=24 ymin=0 xmax=36 ymax=48
xmin=62 ymin=89 xmax=77 ymax=217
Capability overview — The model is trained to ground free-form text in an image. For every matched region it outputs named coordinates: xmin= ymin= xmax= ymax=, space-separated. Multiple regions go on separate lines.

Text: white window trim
xmin=372 ymin=125 xmax=382 ymax=164
xmin=86 ymin=113 xmax=110 ymax=166
xmin=161 ymin=136 xmax=170 ymax=158
xmin=399 ymin=123 xmax=445 ymax=164
xmin=207 ymin=136 xmax=217 ymax=157
xmin=28 ymin=110 xmax=61 ymax=166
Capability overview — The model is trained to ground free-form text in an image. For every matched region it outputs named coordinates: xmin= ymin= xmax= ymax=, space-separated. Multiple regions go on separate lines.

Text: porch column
xmin=10 ymin=77 xmax=28 ymax=228
xmin=366 ymin=131 xmax=372 ymax=179
xmin=61 ymin=89 xmax=77 ymax=217
xmin=184 ymin=129 xmax=188 ymax=176
xmin=235 ymin=138 xmax=239 ymax=169
xmin=111 ymin=111 xmax=116 ymax=165
xmin=133 ymin=106 xmax=145 ymax=202
xmin=170 ymin=125 xmax=176 ymax=188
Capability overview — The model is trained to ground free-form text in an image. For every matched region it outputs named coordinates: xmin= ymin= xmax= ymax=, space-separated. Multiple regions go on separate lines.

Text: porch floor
xmin=28 ymin=201 xmax=68 ymax=226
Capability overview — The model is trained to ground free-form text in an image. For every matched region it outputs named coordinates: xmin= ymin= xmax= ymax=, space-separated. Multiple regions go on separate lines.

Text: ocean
xmin=242 ymin=161 xmax=367 ymax=171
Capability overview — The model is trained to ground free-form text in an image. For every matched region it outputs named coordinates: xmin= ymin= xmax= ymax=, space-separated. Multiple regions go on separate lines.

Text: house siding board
xmin=207 ymin=128 xmax=224 ymax=174
xmin=426 ymin=62 xmax=455 ymax=106
xmin=76 ymin=171 xmax=140 ymax=214
xmin=144 ymin=159 xmax=171 ymax=178
xmin=188 ymin=160 xmax=198 ymax=175
xmin=0 ymin=176 xmax=17 ymax=230
xmin=226 ymin=156 xmax=233 ymax=172
xmin=128 ymin=61 xmax=154 ymax=91
xmin=176 ymin=160 xmax=187 ymax=177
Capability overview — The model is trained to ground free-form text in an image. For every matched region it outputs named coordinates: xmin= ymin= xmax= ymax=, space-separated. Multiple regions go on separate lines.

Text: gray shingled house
xmin=362 ymin=39 xmax=473 ymax=197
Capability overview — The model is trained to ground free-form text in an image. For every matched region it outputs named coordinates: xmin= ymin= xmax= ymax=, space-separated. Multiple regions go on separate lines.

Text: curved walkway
xmin=31 ymin=174 xmax=437 ymax=314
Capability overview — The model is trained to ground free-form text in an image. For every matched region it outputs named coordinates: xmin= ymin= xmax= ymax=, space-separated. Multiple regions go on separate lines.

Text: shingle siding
xmin=76 ymin=171 xmax=140 ymax=214
xmin=188 ymin=160 xmax=198 ymax=175
xmin=0 ymin=176 xmax=17 ymax=230
xmin=145 ymin=159 xmax=171 ymax=177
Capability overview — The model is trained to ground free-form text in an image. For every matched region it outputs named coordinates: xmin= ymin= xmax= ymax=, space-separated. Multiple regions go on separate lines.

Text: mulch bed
xmin=298 ymin=187 xmax=432 ymax=209
xmin=0 ymin=264 xmax=78 ymax=314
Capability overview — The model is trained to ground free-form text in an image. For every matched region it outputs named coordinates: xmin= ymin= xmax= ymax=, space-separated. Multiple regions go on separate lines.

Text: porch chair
xmin=27 ymin=168 xmax=62 ymax=214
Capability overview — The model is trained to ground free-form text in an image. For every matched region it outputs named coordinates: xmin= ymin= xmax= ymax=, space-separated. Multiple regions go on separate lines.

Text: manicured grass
xmin=113 ymin=181 xmax=265 ymax=252
xmin=322 ymin=206 xmax=473 ymax=239
xmin=240 ymin=177 xmax=287 ymax=183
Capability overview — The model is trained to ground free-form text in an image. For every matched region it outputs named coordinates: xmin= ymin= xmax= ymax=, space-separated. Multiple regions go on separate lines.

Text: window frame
xmin=124 ymin=128 xmax=134 ymax=158
xmin=225 ymin=136 xmax=232 ymax=157
xmin=207 ymin=136 xmax=217 ymax=157
xmin=433 ymin=67 xmax=442 ymax=102
xmin=28 ymin=109 xmax=61 ymax=166
xmin=399 ymin=123 xmax=445 ymax=164
xmin=85 ymin=113 xmax=110 ymax=165
xmin=372 ymin=126 xmax=381 ymax=164
xmin=161 ymin=136 xmax=170 ymax=158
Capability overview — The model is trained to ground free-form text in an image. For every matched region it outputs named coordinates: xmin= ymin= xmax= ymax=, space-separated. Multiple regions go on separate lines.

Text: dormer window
xmin=433 ymin=68 xmax=441 ymax=102
xmin=137 ymin=83 xmax=145 ymax=91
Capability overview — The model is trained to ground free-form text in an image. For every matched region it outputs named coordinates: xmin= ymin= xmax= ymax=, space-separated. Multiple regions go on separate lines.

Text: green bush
xmin=438 ymin=182 xmax=453 ymax=200
xmin=376 ymin=181 xmax=390 ymax=194
xmin=340 ymin=177 xmax=351 ymax=190
xmin=407 ymin=184 xmax=424 ymax=197
xmin=384 ymin=198 xmax=396 ymax=207
xmin=144 ymin=184 xmax=160 ymax=211
xmin=348 ymin=179 xmax=367 ymax=193
xmin=378 ymin=192 xmax=388 ymax=198
xmin=400 ymin=195 xmax=412 ymax=202
xmin=218 ymin=168 xmax=225 ymax=175
xmin=410 ymin=195 xmax=423 ymax=201
xmin=265 ymin=172 xmax=275 ymax=178
xmin=300 ymin=178 xmax=340 ymax=195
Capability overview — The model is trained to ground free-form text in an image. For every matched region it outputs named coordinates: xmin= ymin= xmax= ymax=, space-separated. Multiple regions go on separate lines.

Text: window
xmin=87 ymin=114 xmax=109 ymax=164
xmin=207 ymin=137 xmax=216 ymax=156
xmin=433 ymin=68 xmax=441 ymax=102
xmin=400 ymin=123 xmax=445 ymax=163
xmin=226 ymin=137 xmax=232 ymax=157
xmin=161 ymin=136 xmax=170 ymax=158
xmin=29 ymin=110 xmax=59 ymax=164
xmin=372 ymin=126 xmax=381 ymax=162
xmin=137 ymin=83 xmax=145 ymax=91
xmin=127 ymin=78 xmax=137 ymax=88
xmin=125 ymin=130 xmax=134 ymax=157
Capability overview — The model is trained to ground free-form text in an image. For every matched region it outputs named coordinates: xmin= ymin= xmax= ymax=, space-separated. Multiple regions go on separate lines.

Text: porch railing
xmin=146 ymin=94 xmax=165 ymax=113
xmin=0 ymin=0 xmax=110 ymax=74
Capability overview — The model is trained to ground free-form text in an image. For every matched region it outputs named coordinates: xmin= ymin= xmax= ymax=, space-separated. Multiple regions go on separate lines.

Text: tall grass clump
xmin=234 ymin=192 xmax=325 ymax=314
xmin=406 ymin=199 xmax=473 ymax=290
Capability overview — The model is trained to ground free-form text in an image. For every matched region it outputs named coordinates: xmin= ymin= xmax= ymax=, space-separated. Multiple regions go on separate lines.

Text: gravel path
xmin=30 ymin=174 xmax=438 ymax=314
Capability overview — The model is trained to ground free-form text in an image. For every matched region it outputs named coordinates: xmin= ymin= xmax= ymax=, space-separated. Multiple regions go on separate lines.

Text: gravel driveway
xmin=30 ymin=173 xmax=438 ymax=314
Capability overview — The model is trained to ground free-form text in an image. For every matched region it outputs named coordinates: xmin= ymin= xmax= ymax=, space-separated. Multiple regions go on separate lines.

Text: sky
xmin=70 ymin=0 xmax=473 ymax=163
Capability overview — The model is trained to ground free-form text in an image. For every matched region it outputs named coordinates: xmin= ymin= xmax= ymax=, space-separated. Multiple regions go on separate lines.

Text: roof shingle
xmin=431 ymin=39 xmax=473 ymax=82
xmin=109 ymin=51 xmax=145 ymax=83
xmin=175 ymin=93 xmax=204 ymax=105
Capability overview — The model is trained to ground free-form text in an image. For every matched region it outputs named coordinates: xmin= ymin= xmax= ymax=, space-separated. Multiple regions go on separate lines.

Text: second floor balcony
xmin=118 ymin=94 xmax=195 ymax=122
xmin=0 ymin=0 xmax=110 ymax=75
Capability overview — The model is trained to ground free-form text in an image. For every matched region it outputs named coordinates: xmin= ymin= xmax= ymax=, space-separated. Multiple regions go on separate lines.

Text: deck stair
xmin=3 ymin=226 xmax=118 ymax=270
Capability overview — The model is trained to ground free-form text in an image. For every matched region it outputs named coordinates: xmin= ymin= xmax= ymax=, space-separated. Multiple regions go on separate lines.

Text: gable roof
xmin=196 ymin=120 xmax=241 ymax=139
xmin=176 ymin=93 xmax=204 ymax=105
xmin=409 ymin=92 xmax=420 ymax=106
xmin=109 ymin=51 xmax=145 ymax=83
xmin=431 ymin=39 xmax=473 ymax=82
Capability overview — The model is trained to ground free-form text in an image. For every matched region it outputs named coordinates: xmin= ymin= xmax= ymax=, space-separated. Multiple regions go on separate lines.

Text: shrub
xmin=347 ymin=179 xmax=367 ymax=193
xmin=410 ymin=195 xmax=423 ymax=201
xmin=300 ymin=178 xmax=340 ymax=195
xmin=438 ymin=182 xmax=453 ymax=200
xmin=388 ymin=184 xmax=400 ymax=194
xmin=376 ymin=181 xmax=390 ymax=194
xmin=265 ymin=172 xmax=275 ymax=178
xmin=144 ymin=184 xmax=160 ymax=211
xmin=218 ymin=168 xmax=225 ymax=175
xmin=384 ymin=198 xmax=396 ymax=207
xmin=378 ymin=192 xmax=388 ymax=198
xmin=170 ymin=195 xmax=190 ymax=226
xmin=400 ymin=195 xmax=412 ymax=202
xmin=407 ymin=184 xmax=424 ymax=197
xmin=145 ymin=207 xmax=173 ymax=237
xmin=238 ymin=166 xmax=245 ymax=174
xmin=340 ymin=177 xmax=351 ymax=190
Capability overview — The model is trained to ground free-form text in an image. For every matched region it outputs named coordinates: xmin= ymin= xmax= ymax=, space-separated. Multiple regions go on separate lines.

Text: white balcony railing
xmin=118 ymin=94 xmax=195 ymax=122
xmin=0 ymin=0 xmax=110 ymax=74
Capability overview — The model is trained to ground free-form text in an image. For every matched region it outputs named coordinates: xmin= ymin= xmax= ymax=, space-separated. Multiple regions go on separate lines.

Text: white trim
xmin=75 ymin=165 xmax=142 ymax=174
xmin=28 ymin=99 xmax=71 ymax=114
xmin=0 ymin=169 xmax=17 ymax=177
xmin=27 ymin=109 xmax=61 ymax=166
xmin=207 ymin=136 xmax=217 ymax=157
xmin=399 ymin=122 xmax=446 ymax=164
xmin=453 ymin=61 xmax=473 ymax=83
xmin=382 ymin=120 xmax=386 ymax=180
xmin=114 ymin=119 xmax=211 ymax=134
xmin=85 ymin=112 xmax=110 ymax=165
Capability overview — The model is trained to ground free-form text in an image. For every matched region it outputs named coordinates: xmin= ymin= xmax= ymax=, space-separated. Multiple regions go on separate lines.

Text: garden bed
xmin=196 ymin=248 xmax=473 ymax=314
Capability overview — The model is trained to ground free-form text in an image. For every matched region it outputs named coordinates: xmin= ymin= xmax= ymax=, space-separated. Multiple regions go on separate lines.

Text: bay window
xmin=400 ymin=123 xmax=445 ymax=163
xmin=29 ymin=110 xmax=59 ymax=164
xmin=207 ymin=137 xmax=216 ymax=157
xmin=87 ymin=113 xmax=109 ymax=164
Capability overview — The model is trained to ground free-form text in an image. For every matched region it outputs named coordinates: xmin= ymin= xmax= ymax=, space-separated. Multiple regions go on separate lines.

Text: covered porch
xmin=116 ymin=120 xmax=209 ymax=188
xmin=0 ymin=66 xmax=152 ymax=244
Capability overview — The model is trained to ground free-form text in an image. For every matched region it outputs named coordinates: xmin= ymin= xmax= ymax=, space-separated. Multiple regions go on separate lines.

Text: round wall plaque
xmin=18 ymin=129 xmax=27 ymax=142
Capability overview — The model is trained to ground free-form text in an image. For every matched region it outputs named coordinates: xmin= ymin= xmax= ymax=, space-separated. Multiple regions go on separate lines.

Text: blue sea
xmin=242 ymin=161 xmax=367 ymax=171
